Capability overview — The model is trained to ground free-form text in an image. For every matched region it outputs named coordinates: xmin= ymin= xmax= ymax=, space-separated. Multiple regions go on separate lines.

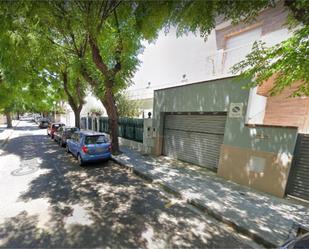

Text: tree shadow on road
xmin=0 ymin=134 xmax=247 ymax=248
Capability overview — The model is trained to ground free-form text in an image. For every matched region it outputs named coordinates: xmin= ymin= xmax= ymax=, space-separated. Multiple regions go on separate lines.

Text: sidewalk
xmin=0 ymin=121 xmax=19 ymax=148
xmin=113 ymin=146 xmax=309 ymax=248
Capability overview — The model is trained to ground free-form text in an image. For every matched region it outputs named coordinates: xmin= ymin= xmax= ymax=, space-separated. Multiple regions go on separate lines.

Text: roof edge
xmin=154 ymin=75 xmax=240 ymax=92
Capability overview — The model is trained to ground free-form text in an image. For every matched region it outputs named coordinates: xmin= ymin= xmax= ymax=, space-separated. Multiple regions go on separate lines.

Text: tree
xmin=229 ymin=0 xmax=308 ymax=96
xmin=0 ymin=2 xmax=63 ymax=125
xmin=0 ymin=1 xmax=88 ymax=128
xmin=41 ymin=45 xmax=87 ymax=128
xmin=62 ymin=71 xmax=86 ymax=128
xmin=115 ymin=93 xmax=140 ymax=118
xmin=26 ymin=1 xmax=168 ymax=153
xmin=3 ymin=0 xmax=305 ymax=146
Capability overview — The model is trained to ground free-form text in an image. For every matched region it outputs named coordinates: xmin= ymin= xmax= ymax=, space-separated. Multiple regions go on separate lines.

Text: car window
xmin=85 ymin=135 xmax=108 ymax=145
xmin=66 ymin=128 xmax=78 ymax=133
xmin=71 ymin=133 xmax=76 ymax=141
xmin=72 ymin=133 xmax=78 ymax=143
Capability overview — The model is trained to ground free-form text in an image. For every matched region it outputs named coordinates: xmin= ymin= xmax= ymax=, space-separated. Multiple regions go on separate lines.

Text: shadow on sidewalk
xmin=114 ymin=147 xmax=309 ymax=247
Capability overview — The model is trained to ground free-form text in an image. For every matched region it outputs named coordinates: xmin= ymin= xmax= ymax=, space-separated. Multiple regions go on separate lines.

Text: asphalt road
xmin=0 ymin=121 xmax=257 ymax=248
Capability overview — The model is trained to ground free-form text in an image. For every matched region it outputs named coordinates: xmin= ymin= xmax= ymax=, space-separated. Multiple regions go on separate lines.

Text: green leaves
xmin=232 ymin=26 xmax=309 ymax=96
xmin=115 ymin=92 xmax=140 ymax=118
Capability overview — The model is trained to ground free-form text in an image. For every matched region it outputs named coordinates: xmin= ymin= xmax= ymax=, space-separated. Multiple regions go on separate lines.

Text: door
xmin=163 ymin=113 xmax=227 ymax=170
xmin=286 ymin=134 xmax=309 ymax=201
xmin=70 ymin=133 xmax=80 ymax=156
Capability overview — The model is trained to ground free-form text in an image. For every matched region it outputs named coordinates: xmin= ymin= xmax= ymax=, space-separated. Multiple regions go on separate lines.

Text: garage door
xmin=163 ymin=113 xmax=227 ymax=170
xmin=286 ymin=134 xmax=309 ymax=201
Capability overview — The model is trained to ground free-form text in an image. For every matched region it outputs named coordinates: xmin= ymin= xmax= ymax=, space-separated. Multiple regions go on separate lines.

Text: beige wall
xmin=218 ymin=144 xmax=293 ymax=197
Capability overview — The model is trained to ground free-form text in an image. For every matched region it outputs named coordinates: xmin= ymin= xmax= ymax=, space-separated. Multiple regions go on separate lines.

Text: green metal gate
xmin=98 ymin=117 xmax=143 ymax=142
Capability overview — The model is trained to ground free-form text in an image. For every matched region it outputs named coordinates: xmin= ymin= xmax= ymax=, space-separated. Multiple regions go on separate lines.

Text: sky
xmin=128 ymin=27 xmax=217 ymax=98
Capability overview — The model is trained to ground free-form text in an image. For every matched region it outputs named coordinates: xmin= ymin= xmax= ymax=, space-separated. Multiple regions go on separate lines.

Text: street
xmin=0 ymin=121 xmax=256 ymax=248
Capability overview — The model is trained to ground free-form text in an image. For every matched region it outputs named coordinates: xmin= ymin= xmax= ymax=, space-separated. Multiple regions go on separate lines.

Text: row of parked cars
xmin=45 ymin=122 xmax=112 ymax=166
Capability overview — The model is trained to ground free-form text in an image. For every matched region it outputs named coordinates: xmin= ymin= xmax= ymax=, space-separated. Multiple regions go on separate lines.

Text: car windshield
xmin=85 ymin=135 xmax=108 ymax=145
xmin=65 ymin=128 xmax=78 ymax=135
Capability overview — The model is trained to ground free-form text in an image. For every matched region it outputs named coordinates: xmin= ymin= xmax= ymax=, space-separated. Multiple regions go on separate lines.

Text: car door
xmin=71 ymin=134 xmax=78 ymax=156
xmin=67 ymin=133 xmax=75 ymax=155
xmin=55 ymin=127 xmax=62 ymax=141
xmin=75 ymin=134 xmax=83 ymax=155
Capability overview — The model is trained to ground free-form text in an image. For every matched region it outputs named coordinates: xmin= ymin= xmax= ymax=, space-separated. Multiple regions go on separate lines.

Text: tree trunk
xmin=101 ymin=87 xmax=119 ymax=154
xmin=5 ymin=111 xmax=12 ymax=128
xmin=88 ymin=36 xmax=120 ymax=153
xmin=73 ymin=108 xmax=81 ymax=129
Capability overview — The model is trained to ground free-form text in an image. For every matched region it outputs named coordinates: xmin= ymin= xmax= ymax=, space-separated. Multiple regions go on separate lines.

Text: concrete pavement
xmin=113 ymin=146 xmax=309 ymax=248
xmin=0 ymin=121 xmax=257 ymax=248
xmin=0 ymin=120 xmax=19 ymax=148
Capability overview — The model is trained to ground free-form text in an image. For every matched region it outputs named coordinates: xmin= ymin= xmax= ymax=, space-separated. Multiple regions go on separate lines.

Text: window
xmin=223 ymin=27 xmax=262 ymax=74
xmin=71 ymin=133 xmax=79 ymax=142
xmin=85 ymin=135 xmax=108 ymax=145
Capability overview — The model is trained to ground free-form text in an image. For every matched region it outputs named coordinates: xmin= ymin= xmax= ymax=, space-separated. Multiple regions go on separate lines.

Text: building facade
xmin=151 ymin=77 xmax=299 ymax=198
xmin=129 ymin=1 xmax=309 ymax=134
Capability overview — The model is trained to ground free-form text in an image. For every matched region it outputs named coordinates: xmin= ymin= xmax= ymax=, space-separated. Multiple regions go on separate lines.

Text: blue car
xmin=66 ymin=131 xmax=111 ymax=166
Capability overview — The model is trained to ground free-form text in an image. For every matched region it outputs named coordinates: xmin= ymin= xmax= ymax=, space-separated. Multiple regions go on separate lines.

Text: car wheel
xmin=66 ymin=145 xmax=70 ymax=154
xmin=77 ymin=154 xmax=84 ymax=166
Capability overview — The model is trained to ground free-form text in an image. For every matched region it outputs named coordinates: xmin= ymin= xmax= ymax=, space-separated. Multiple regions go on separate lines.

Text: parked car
xmin=34 ymin=115 xmax=42 ymax=123
xmin=38 ymin=119 xmax=50 ymax=129
xmin=54 ymin=126 xmax=80 ymax=147
xmin=66 ymin=131 xmax=111 ymax=166
xmin=47 ymin=123 xmax=65 ymax=139
xmin=279 ymin=232 xmax=309 ymax=249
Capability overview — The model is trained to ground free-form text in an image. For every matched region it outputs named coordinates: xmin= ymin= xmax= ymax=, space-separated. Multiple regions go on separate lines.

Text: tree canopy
xmin=232 ymin=0 xmax=309 ymax=95
xmin=0 ymin=0 xmax=307 ymax=147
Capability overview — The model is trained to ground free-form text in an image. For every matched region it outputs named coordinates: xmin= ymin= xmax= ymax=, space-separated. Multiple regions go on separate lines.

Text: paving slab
xmin=113 ymin=146 xmax=309 ymax=247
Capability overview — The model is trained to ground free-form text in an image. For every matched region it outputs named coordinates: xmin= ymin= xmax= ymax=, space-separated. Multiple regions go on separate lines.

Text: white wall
xmin=128 ymin=28 xmax=218 ymax=99
xmin=127 ymin=26 xmax=293 ymax=102
xmin=81 ymin=93 xmax=106 ymax=117
xmin=246 ymin=87 xmax=267 ymax=124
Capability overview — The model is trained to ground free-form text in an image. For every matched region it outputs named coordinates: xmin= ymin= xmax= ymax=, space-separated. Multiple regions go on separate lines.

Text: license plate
xmin=96 ymin=147 xmax=105 ymax=153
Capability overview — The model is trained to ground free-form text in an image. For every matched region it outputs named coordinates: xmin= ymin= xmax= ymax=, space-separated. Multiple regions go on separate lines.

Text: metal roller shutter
xmin=163 ymin=113 xmax=227 ymax=170
xmin=286 ymin=134 xmax=309 ymax=201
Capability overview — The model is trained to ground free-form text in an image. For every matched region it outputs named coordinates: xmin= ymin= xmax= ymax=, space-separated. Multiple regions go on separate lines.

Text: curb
xmin=112 ymin=156 xmax=277 ymax=248
xmin=111 ymin=157 xmax=154 ymax=183
xmin=188 ymin=199 xmax=276 ymax=248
